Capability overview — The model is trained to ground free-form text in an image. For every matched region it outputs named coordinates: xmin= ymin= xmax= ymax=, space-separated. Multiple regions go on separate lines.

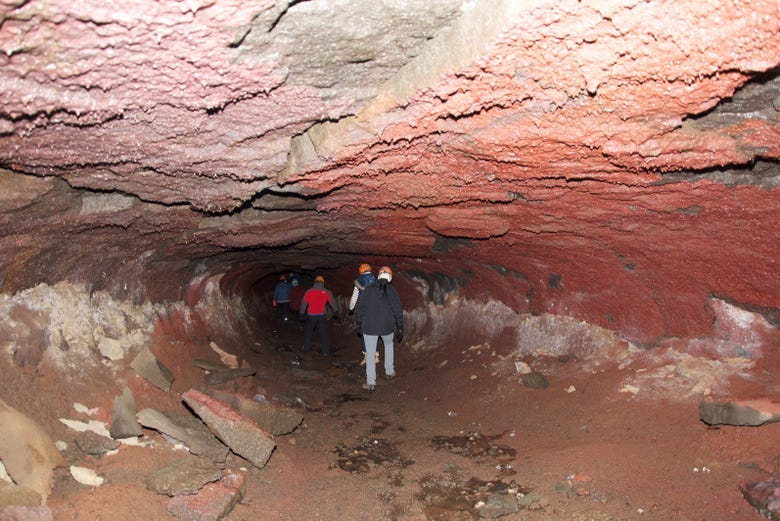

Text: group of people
xmin=272 ymin=263 xmax=404 ymax=392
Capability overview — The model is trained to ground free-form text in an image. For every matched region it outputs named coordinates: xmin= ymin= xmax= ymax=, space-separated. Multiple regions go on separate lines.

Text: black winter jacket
xmin=355 ymin=280 xmax=403 ymax=336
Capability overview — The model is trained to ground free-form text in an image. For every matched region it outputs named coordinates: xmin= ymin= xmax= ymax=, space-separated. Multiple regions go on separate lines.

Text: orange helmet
xmin=314 ymin=275 xmax=325 ymax=284
xmin=358 ymin=263 xmax=371 ymax=274
xmin=377 ymin=266 xmax=393 ymax=282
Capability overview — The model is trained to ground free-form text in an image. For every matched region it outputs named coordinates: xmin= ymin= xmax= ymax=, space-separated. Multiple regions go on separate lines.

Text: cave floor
xmin=43 ymin=312 xmax=777 ymax=521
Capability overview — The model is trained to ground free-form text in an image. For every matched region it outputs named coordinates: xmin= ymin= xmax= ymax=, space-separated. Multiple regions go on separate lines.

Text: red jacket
xmin=300 ymin=283 xmax=338 ymax=316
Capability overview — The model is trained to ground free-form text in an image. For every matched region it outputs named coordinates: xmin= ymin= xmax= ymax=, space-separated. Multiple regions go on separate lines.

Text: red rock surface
xmin=0 ymin=0 xmax=778 ymax=346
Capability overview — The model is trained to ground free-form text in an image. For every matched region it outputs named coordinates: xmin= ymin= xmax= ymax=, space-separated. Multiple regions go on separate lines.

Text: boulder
xmin=0 ymin=399 xmax=63 ymax=505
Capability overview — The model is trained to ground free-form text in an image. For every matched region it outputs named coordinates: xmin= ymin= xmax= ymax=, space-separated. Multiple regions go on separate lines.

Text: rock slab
xmin=146 ymin=457 xmax=223 ymax=496
xmin=166 ymin=470 xmax=244 ymax=521
xmin=131 ymin=346 xmax=174 ymax=392
xmin=75 ymin=431 xmax=120 ymax=456
xmin=699 ymin=398 xmax=780 ymax=426
xmin=110 ymin=387 xmax=143 ymax=439
xmin=137 ymin=408 xmax=229 ymax=464
xmin=182 ymin=390 xmax=275 ymax=468
xmin=207 ymin=390 xmax=303 ymax=436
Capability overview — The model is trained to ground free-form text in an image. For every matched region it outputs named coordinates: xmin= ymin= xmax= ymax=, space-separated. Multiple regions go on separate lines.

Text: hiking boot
xmin=383 ymin=372 xmax=396 ymax=380
xmin=361 ymin=383 xmax=375 ymax=391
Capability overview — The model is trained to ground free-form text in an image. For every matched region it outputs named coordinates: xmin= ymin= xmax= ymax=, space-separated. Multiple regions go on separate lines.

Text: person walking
xmin=300 ymin=275 xmax=338 ymax=356
xmin=355 ymin=266 xmax=403 ymax=391
xmin=348 ymin=262 xmax=377 ymax=366
xmin=272 ymin=274 xmax=293 ymax=321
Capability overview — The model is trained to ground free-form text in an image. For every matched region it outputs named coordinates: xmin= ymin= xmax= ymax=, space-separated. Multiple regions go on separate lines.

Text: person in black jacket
xmin=354 ymin=266 xmax=403 ymax=391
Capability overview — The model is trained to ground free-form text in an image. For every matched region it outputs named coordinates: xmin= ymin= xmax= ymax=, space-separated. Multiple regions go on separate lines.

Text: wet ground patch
xmin=431 ymin=431 xmax=517 ymax=460
xmin=331 ymin=436 xmax=414 ymax=473
xmin=416 ymin=469 xmax=531 ymax=520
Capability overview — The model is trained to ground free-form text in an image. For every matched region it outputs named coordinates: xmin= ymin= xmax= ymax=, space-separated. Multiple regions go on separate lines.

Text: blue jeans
xmin=363 ymin=333 xmax=394 ymax=385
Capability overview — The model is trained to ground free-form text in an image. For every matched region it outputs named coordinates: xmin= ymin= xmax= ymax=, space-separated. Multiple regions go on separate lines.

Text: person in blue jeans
xmin=355 ymin=266 xmax=403 ymax=391
xmin=348 ymin=263 xmax=377 ymax=365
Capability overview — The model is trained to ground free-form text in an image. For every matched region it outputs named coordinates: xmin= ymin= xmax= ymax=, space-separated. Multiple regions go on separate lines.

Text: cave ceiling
xmin=1 ymin=0 xmax=779 ymax=344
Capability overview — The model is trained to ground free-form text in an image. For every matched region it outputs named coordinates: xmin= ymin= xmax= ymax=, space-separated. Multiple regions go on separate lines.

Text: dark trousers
xmin=303 ymin=315 xmax=330 ymax=354
xmin=276 ymin=301 xmax=290 ymax=319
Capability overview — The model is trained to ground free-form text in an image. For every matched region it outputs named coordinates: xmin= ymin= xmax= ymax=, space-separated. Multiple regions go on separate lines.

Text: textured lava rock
xmin=0 ymin=0 xmax=777 ymax=347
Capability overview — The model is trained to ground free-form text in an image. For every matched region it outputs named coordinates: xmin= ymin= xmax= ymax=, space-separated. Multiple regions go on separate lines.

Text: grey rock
xmin=145 ymin=457 xmax=223 ymax=496
xmin=521 ymin=372 xmax=549 ymax=389
xmin=192 ymin=359 xmax=228 ymax=371
xmin=110 ymin=386 xmax=143 ymax=439
xmin=137 ymin=408 xmax=229 ymax=464
xmin=182 ymin=390 xmax=275 ymax=468
xmin=75 ymin=430 xmax=120 ymax=455
xmin=479 ymin=493 xmax=518 ymax=518
xmin=207 ymin=390 xmax=303 ymax=436
xmin=699 ymin=398 xmax=780 ymax=426
xmin=204 ymin=367 xmax=256 ymax=385
xmin=131 ymin=346 xmax=174 ymax=392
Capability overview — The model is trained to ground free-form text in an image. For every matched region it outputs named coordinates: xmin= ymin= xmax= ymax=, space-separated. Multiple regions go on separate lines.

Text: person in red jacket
xmin=300 ymin=275 xmax=339 ymax=355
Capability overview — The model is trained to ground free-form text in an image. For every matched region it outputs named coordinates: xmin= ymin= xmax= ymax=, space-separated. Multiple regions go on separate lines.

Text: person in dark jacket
xmin=355 ymin=266 xmax=403 ymax=391
xmin=272 ymin=275 xmax=293 ymax=320
xmin=348 ymin=262 xmax=377 ymax=366
xmin=300 ymin=275 xmax=339 ymax=355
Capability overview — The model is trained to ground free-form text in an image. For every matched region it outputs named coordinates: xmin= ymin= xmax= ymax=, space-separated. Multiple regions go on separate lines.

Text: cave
xmin=1 ymin=1 xmax=779 ymax=520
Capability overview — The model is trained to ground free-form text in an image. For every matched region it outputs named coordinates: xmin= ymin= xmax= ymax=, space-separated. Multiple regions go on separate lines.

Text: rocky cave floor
xmin=22 ymin=309 xmax=780 ymax=521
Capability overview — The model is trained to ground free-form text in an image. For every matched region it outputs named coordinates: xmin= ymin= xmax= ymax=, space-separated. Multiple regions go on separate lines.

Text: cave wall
xmin=0 ymin=0 xmax=778 ymax=348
